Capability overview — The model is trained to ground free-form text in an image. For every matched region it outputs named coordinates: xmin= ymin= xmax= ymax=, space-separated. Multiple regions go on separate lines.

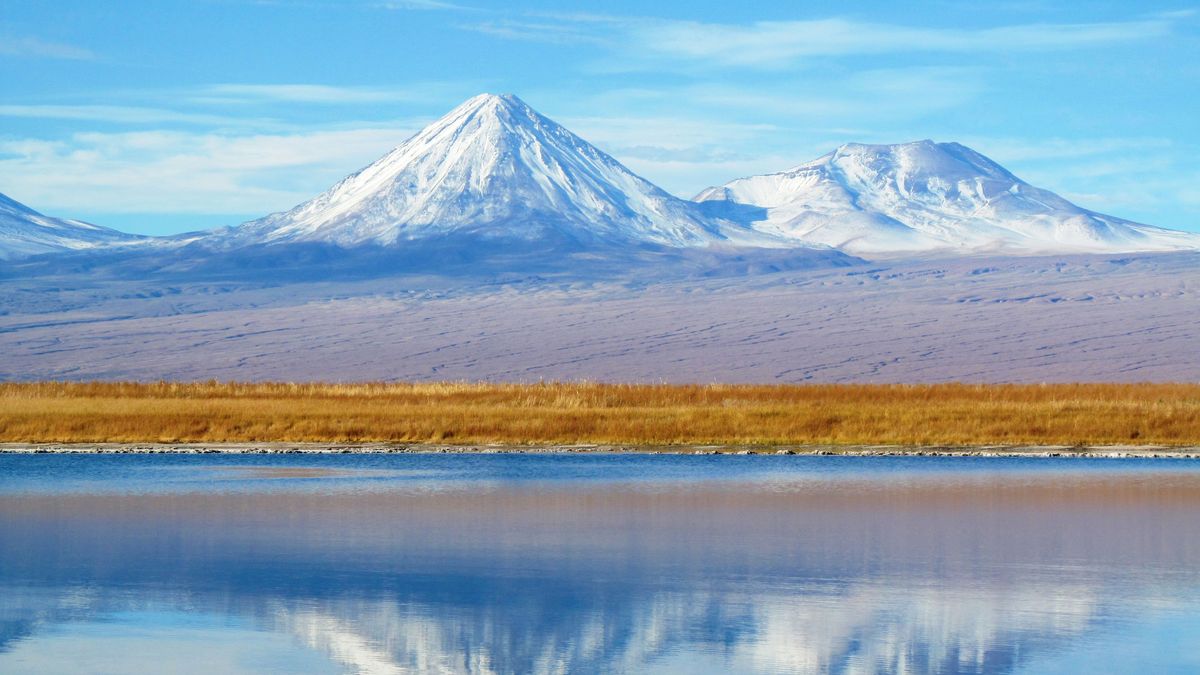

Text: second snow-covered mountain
xmin=696 ymin=140 xmax=1199 ymax=256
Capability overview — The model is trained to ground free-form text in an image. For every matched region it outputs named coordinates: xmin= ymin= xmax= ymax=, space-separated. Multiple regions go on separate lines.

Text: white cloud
xmin=373 ymin=0 xmax=466 ymax=9
xmin=465 ymin=18 xmax=612 ymax=45
xmin=1177 ymin=183 xmax=1200 ymax=208
xmin=563 ymin=114 xmax=778 ymax=152
xmin=247 ymin=0 xmax=467 ymax=9
xmin=543 ymin=67 xmax=984 ymax=196
xmin=0 ymin=104 xmax=272 ymax=127
xmin=558 ymin=113 xmax=791 ymax=196
xmin=0 ymin=125 xmax=419 ymax=216
xmin=651 ymin=68 xmax=982 ymax=118
xmin=193 ymin=83 xmax=449 ymax=105
xmin=0 ymin=35 xmax=95 ymax=60
xmin=0 ymin=83 xmax=473 ymax=128
xmin=634 ymin=18 xmax=1175 ymax=66
xmin=466 ymin=13 xmax=1184 ymax=69
xmin=955 ymin=136 xmax=1175 ymax=165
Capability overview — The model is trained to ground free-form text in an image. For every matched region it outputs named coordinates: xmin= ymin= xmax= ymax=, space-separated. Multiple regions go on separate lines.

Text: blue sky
xmin=1 ymin=0 xmax=1197 ymax=235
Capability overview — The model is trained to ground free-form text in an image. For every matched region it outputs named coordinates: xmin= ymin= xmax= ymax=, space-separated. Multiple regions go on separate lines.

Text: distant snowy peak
xmin=0 ymin=192 xmax=143 ymax=260
xmin=227 ymin=93 xmax=766 ymax=250
xmin=696 ymin=140 xmax=1200 ymax=256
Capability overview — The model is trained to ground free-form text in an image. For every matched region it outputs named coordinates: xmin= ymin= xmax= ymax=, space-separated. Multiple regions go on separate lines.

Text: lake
xmin=2 ymin=453 xmax=1200 ymax=674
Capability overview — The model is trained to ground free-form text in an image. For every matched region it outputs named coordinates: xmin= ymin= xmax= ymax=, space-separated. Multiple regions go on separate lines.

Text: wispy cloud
xmin=1177 ymin=182 xmax=1200 ymax=208
xmin=633 ymin=18 xmax=1177 ymax=66
xmin=192 ymin=83 xmax=442 ymax=104
xmin=639 ymin=68 xmax=983 ymax=118
xmin=546 ymin=65 xmax=985 ymax=195
xmin=956 ymin=136 xmax=1175 ymax=165
xmin=0 ymin=104 xmax=274 ymax=127
xmin=0 ymin=125 xmax=420 ymax=216
xmin=466 ymin=18 xmax=612 ymax=45
xmin=372 ymin=0 xmax=466 ymax=9
xmin=0 ymin=35 xmax=95 ymax=60
xmin=1152 ymin=8 xmax=1199 ymax=20
xmin=0 ymin=82 xmax=464 ymax=125
xmin=465 ymin=12 xmax=1186 ymax=68
xmin=239 ymin=0 xmax=468 ymax=9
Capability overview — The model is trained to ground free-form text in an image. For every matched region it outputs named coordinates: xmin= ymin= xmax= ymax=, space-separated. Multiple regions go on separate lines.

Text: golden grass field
xmin=1 ymin=381 xmax=1199 ymax=446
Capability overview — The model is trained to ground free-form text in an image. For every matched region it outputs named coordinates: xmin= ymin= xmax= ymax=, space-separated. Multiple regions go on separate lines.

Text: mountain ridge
xmin=0 ymin=192 xmax=145 ymax=260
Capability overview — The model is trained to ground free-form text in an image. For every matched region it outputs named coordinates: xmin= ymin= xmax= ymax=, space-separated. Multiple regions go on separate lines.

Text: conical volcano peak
xmin=458 ymin=92 xmax=528 ymax=111
xmin=441 ymin=92 xmax=535 ymax=126
xmin=222 ymin=93 xmax=766 ymax=250
xmin=407 ymin=91 xmax=573 ymax=156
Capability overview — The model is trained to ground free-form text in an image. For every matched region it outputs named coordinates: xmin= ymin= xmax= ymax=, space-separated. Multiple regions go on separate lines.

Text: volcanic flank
xmin=695 ymin=140 xmax=1200 ymax=256
xmin=216 ymin=94 xmax=775 ymax=252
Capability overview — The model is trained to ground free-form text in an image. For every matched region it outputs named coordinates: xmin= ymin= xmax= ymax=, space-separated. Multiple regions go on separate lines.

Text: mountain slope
xmin=695 ymin=141 xmax=1200 ymax=256
xmin=0 ymin=193 xmax=143 ymax=260
xmin=220 ymin=94 xmax=771 ymax=251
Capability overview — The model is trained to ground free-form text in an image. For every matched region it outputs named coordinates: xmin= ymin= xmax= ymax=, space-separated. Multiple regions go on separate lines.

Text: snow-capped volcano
xmin=0 ymin=192 xmax=143 ymax=260
xmin=223 ymin=94 xmax=763 ymax=250
xmin=695 ymin=140 xmax=1200 ymax=256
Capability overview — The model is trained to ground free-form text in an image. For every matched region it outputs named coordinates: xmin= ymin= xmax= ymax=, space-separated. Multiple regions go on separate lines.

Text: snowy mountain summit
xmin=696 ymin=140 xmax=1200 ymax=256
xmin=225 ymin=94 xmax=762 ymax=251
xmin=0 ymin=192 xmax=143 ymax=260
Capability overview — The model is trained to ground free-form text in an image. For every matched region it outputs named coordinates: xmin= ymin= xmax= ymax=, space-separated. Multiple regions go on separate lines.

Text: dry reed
xmin=1 ymin=381 xmax=1198 ymax=446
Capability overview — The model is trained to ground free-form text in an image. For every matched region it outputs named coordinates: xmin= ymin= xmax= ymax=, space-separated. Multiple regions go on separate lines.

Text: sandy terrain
xmin=2 ymin=251 xmax=1197 ymax=382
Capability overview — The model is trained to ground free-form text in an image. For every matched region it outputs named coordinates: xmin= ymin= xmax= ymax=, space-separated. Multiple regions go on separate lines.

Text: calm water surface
xmin=2 ymin=453 xmax=1200 ymax=674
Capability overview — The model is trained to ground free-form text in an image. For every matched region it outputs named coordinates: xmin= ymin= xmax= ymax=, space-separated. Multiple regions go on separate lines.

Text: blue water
xmin=3 ymin=451 xmax=1195 ymax=494
xmin=2 ymin=453 xmax=1200 ymax=674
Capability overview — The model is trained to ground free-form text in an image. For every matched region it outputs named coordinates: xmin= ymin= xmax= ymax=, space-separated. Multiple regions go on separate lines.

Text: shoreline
xmin=2 ymin=442 xmax=1199 ymax=458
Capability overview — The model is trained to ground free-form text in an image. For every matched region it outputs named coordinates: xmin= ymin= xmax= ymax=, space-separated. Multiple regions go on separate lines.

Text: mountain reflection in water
xmin=2 ymin=455 xmax=1199 ymax=674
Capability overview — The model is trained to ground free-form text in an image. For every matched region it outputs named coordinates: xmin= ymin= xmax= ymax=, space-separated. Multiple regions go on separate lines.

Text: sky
xmin=1 ymin=0 xmax=1198 ymax=235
